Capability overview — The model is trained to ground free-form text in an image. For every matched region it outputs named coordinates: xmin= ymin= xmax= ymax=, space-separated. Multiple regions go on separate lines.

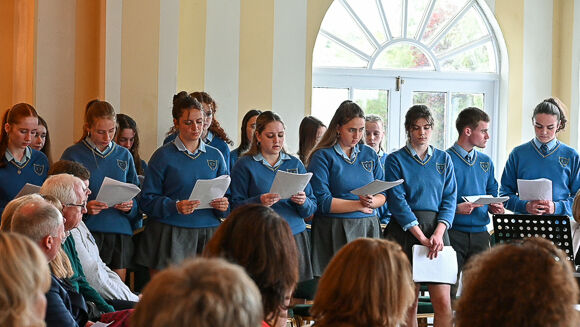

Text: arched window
xmin=312 ymin=0 xmax=502 ymax=159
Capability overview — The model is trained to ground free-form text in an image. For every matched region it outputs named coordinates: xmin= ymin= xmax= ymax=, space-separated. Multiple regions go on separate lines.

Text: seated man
xmin=11 ymin=197 xmax=89 ymax=327
xmin=48 ymin=160 xmax=139 ymax=307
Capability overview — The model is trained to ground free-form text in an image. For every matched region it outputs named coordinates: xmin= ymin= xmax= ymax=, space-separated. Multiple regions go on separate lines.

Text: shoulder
xmin=204 ymin=144 xmax=225 ymax=159
xmin=556 ymin=142 xmax=579 ymax=157
xmin=475 ymin=150 xmax=492 ymax=162
xmin=509 ymin=141 xmax=533 ymax=155
xmin=211 ymin=137 xmax=230 ymax=152
xmin=31 ymin=148 xmax=49 ymax=162
xmin=62 ymin=142 xmax=86 ymax=155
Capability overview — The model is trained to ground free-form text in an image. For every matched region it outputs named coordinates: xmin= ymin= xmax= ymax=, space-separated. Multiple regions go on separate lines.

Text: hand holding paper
xmin=412 ymin=245 xmax=458 ymax=284
xmin=95 ymin=177 xmax=141 ymax=207
xmin=189 ymin=175 xmax=231 ymax=209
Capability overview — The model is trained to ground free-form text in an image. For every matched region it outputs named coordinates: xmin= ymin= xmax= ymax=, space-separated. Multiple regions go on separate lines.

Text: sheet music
xmin=350 ymin=179 xmax=404 ymax=196
xmin=269 ymin=170 xmax=313 ymax=199
xmin=517 ymin=178 xmax=552 ymax=201
xmin=15 ymin=183 xmax=41 ymax=198
xmin=189 ymin=175 xmax=231 ymax=209
xmin=95 ymin=177 xmax=141 ymax=206
xmin=462 ymin=195 xmax=509 ymax=205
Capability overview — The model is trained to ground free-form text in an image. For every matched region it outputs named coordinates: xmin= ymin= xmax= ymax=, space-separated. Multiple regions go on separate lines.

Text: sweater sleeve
xmin=45 ymin=277 xmax=81 ymax=327
xmin=230 ymin=159 xmax=263 ymax=209
xmin=294 ymin=162 xmax=317 ymax=218
xmin=437 ymin=154 xmax=457 ymax=227
xmin=500 ymin=150 xmax=528 ymax=213
xmin=307 ymin=151 xmax=334 ymax=214
xmin=139 ymin=151 xmax=180 ymax=219
xmin=214 ymin=152 xmax=230 ymax=218
xmin=554 ymin=153 xmax=580 ymax=216
xmin=385 ymin=154 xmax=418 ymax=230
xmin=486 ymin=160 xmax=499 ymax=197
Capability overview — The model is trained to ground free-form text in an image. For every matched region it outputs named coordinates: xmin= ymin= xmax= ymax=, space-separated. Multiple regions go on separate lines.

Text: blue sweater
xmin=447 ymin=146 xmax=498 ymax=232
xmin=0 ymin=148 xmax=48 ymax=214
xmin=60 ymin=141 xmax=140 ymax=235
xmin=165 ymin=131 xmax=231 ymax=172
xmin=386 ymin=146 xmax=457 ymax=230
xmin=139 ymin=141 xmax=228 ymax=228
xmin=230 ymin=146 xmax=243 ymax=169
xmin=307 ymin=144 xmax=384 ymax=218
xmin=376 ymin=150 xmax=390 ymax=224
xmin=231 ymin=153 xmax=317 ymax=234
xmin=500 ymin=140 xmax=580 ymax=216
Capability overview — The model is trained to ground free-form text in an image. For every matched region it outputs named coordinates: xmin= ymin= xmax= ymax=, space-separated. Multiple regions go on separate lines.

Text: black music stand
xmin=492 ymin=214 xmax=574 ymax=261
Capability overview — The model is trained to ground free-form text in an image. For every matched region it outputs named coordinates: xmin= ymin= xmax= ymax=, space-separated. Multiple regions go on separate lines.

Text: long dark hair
xmin=237 ymin=109 xmax=262 ymax=153
xmin=243 ymin=111 xmax=287 ymax=157
xmin=116 ymin=114 xmax=144 ymax=175
xmin=37 ymin=116 xmax=53 ymax=166
xmin=191 ymin=91 xmax=233 ymax=145
xmin=0 ymin=103 xmax=39 ymax=168
xmin=203 ymin=204 xmax=299 ymax=326
xmin=298 ymin=116 xmax=326 ymax=164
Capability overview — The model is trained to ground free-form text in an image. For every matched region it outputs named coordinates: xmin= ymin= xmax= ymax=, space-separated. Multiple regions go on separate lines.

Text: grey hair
xmin=11 ymin=198 xmax=64 ymax=243
xmin=40 ymin=173 xmax=82 ymax=205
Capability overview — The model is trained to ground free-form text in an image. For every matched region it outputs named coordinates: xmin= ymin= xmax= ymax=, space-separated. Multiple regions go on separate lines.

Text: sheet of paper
xmin=350 ymin=179 xmax=404 ymax=196
xmin=462 ymin=195 xmax=509 ymax=205
xmin=269 ymin=170 xmax=313 ymax=199
xmin=92 ymin=322 xmax=113 ymax=327
xmin=189 ymin=175 xmax=231 ymax=209
xmin=412 ymin=245 xmax=458 ymax=284
xmin=95 ymin=177 xmax=141 ymax=207
xmin=517 ymin=178 xmax=552 ymax=201
xmin=15 ymin=183 xmax=41 ymax=198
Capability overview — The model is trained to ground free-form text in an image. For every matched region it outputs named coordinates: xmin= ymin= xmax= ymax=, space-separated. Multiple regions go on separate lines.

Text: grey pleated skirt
xmin=384 ymin=210 xmax=450 ymax=265
xmin=92 ymin=232 xmax=134 ymax=269
xmin=311 ymin=215 xmax=380 ymax=277
xmin=134 ymin=220 xmax=218 ymax=270
xmin=294 ymin=229 xmax=313 ymax=282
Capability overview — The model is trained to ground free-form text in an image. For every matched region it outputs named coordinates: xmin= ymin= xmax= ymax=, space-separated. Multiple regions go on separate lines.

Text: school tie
xmin=540 ymin=143 xmax=549 ymax=155
xmin=465 ymin=154 xmax=471 ymax=164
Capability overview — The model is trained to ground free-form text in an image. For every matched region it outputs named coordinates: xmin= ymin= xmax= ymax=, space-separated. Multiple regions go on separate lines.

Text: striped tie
xmin=540 ymin=144 xmax=549 ymax=155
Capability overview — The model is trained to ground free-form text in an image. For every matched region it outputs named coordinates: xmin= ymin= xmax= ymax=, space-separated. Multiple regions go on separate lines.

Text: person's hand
xmin=210 ymin=197 xmax=229 ymax=212
xmin=86 ymin=200 xmax=108 ymax=215
xmin=260 ymin=193 xmax=281 ymax=207
xmin=176 ymin=200 xmax=201 ymax=215
xmin=359 ymin=194 xmax=373 ymax=208
xmin=456 ymin=202 xmax=483 ymax=215
xmin=526 ymin=200 xmax=553 ymax=215
xmin=428 ymin=232 xmax=444 ymax=259
xmin=488 ymin=202 xmax=505 ymax=214
xmin=290 ymin=192 xmax=306 ymax=205
xmin=114 ymin=200 xmax=133 ymax=213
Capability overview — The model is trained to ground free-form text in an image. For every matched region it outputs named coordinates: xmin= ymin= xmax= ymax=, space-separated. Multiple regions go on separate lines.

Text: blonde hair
xmin=131 ymin=257 xmax=263 ymax=327
xmin=312 ymin=238 xmax=415 ymax=327
xmin=455 ymin=237 xmax=579 ymax=327
xmin=0 ymin=232 xmax=51 ymax=327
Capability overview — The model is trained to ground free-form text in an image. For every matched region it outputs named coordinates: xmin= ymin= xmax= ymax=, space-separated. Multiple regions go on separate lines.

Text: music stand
xmin=492 ymin=214 xmax=574 ymax=261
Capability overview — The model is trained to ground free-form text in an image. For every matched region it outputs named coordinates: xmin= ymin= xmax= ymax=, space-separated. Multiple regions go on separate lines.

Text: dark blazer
xmin=46 ymin=274 xmax=89 ymax=327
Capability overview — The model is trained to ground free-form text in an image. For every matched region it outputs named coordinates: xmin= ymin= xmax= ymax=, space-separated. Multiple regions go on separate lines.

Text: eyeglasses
xmin=65 ymin=201 xmax=87 ymax=210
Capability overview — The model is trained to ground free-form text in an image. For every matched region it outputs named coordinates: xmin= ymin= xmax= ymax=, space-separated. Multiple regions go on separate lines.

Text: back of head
xmin=131 ymin=257 xmax=263 ymax=327
xmin=0 ymin=232 xmax=51 ymax=327
xmin=0 ymin=194 xmax=44 ymax=232
xmin=204 ymin=204 xmax=299 ymax=323
xmin=11 ymin=198 xmax=63 ymax=244
xmin=455 ymin=237 xmax=579 ymax=327
xmin=312 ymin=238 xmax=415 ymax=327
xmin=48 ymin=160 xmax=91 ymax=180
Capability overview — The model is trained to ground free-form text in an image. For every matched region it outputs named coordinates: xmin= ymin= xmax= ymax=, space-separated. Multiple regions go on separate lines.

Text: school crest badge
xmin=361 ymin=161 xmax=374 ymax=173
xmin=436 ymin=163 xmax=445 ymax=175
xmin=480 ymin=161 xmax=490 ymax=173
xmin=33 ymin=164 xmax=44 ymax=176
xmin=207 ymin=160 xmax=218 ymax=170
xmin=286 ymin=168 xmax=298 ymax=173
xmin=117 ymin=160 xmax=127 ymax=171
xmin=559 ymin=157 xmax=570 ymax=168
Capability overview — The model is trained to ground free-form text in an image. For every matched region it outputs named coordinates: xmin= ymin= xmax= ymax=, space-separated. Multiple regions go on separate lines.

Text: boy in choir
xmin=446 ymin=107 xmax=504 ymax=295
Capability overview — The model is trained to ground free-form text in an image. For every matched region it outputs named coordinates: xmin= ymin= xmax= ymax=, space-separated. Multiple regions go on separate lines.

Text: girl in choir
xmin=115 ymin=113 xmax=147 ymax=176
xmin=31 ymin=116 xmax=53 ymax=165
xmin=298 ymin=116 xmax=326 ymax=164
xmin=0 ymin=103 xmax=48 ymax=214
xmin=306 ymin=100 xmax=385 ymax=276
xmin=136 ymin=92 xmax=228 ymax=275
xmin=385 ymin=104 xmax=456 ymax=327
xmin=364 ymin=114 xmax=387 ymax=168
xmin=500 ymin=97 xmax=580 ymax=216
xmin=231 ymin=111 xmax=317 ymax=281
xmin=60 ymin=100 xmax=140 ymax=281
xmin=230 ymin=109 xmax=261 ymax=168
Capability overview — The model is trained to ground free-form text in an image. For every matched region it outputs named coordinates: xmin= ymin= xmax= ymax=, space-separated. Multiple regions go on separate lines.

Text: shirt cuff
xmin=402 ymin=220 xmax=419 ymax=231
xmin=438 ymin=219 xmax=450 ymax=230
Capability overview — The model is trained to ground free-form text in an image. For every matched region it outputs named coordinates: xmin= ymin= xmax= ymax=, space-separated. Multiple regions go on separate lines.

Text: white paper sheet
xmin=92 ymin=322 xmax=113 ymax=327
xmin=517 ymin=178 xmax=552 ymax=201
xmin=412 ymin=245 xmax=458 ymax=284
xmin=95 ymin=177 xmax=141 ymax=206
xmin=462 ymin=195 xmax=509 ymax=205
xmin=189 ymin=175 xmax=231 ymax=209
xmin=350 ymin=179 xmax=404 ymax=196
xmin=269 ymin=170 xmax=313 ymax=199
xmin=15 ymin=183 xmax=41 ymax=198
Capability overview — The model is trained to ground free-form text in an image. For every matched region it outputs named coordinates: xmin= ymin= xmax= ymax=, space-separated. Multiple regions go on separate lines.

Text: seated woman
xmin=311 ymin=238 xmax=415 ymax=327
xmin=204 ymin=204 xmax=299 ymax=327
xmin=0 ymin=232 xmax=52 ymax=327
xmin=455 ymin=237 xmax=579 ymax=327
xmin=131 ymin=257 xmax=262 ymax=327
